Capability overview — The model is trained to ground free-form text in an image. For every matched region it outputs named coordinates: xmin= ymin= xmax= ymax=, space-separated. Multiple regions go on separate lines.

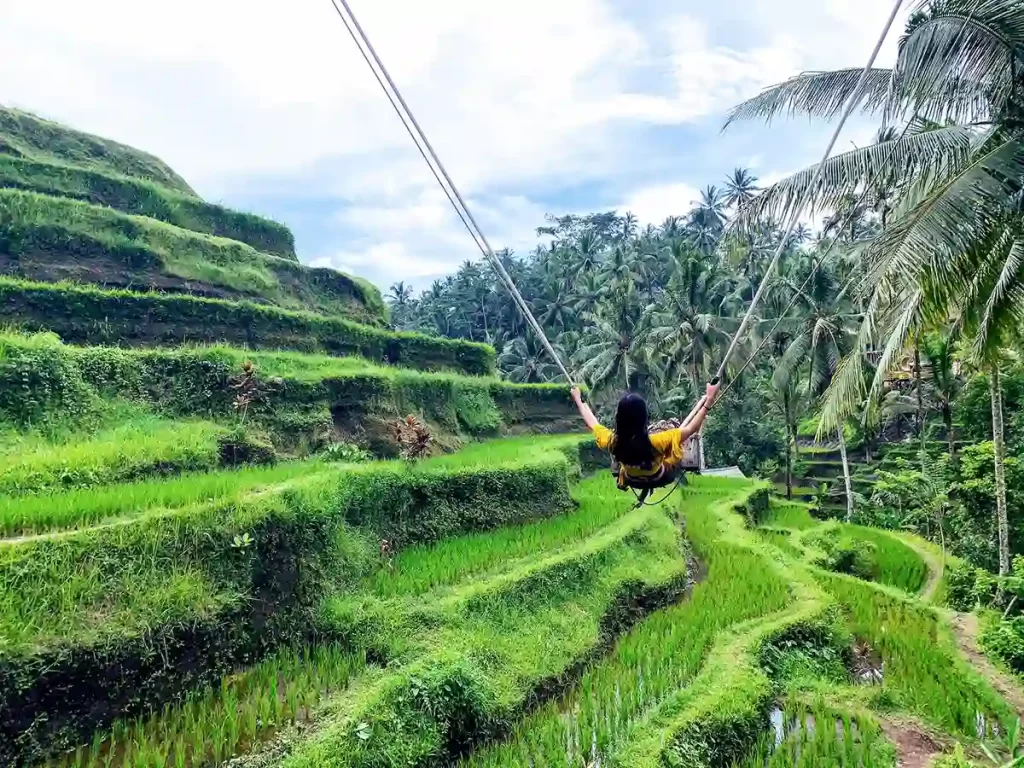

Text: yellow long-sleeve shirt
xmin=591 ymin=424 xmax=686 ymax=479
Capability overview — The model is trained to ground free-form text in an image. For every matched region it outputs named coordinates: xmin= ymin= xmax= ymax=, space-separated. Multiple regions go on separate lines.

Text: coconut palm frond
xmin=861 ymin=130 xmax=1024 ymax=292
xmin=724 ymin=68 xmax=894 ymax=128
xmin=895 ymin=8 xmax=1022 ymax=123
xmin=971 ymin=232 xmax=1024 ymax=359
xmin=735 ymin=124 xmax=975 ymax=228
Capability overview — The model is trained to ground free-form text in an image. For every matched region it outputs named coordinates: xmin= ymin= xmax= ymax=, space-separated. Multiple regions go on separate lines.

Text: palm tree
xmin=568 ymin=230 xmax=604 ymax=275
xmin=642 ymin=242 xmax=731 ymax=387
xmin=498 ymin=334 xmax=564 ymax=383
xmin=727 ymin=0 xmax=1024 ymax=546
xmin=388 ymin=281 xmax=413 ymax=306
xmin=921 ymin=331 xmax=960 ymax=461
xmin=768 ymin=368 xmax=806 ymax=500
xmin=537 ymin=282 xmax=576 ymax=333
xmin=570 ymin=272 xmax=607 ymax=318
xmin=724 ymin=167 xmax=760 ymax=210
xmin=574 ymin=284 xmax=650 ymax=394
xmin=775 ymin=262 xmax=859 ymax=518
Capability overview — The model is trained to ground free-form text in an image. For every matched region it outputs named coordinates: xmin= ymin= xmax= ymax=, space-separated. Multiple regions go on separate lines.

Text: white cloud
xmin=0 ymin=0 xmax=913 ymax=289
xmin=666 ymin=17 xmax=801 ymax=121
xmin=619 ymin=182 xmax=702 ymax=227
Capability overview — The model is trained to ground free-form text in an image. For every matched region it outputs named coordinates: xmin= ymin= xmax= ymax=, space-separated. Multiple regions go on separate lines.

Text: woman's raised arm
xmin=571 ymin=387 xmax=601 ymax=431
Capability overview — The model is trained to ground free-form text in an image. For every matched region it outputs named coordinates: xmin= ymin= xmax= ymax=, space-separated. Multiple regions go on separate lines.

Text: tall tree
xmin=724 ymin=167 xmax=760 ymax=211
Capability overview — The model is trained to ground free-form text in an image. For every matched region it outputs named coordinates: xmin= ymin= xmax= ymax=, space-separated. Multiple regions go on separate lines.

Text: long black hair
xmin=611 ymin=392 xmax=656 ymax=468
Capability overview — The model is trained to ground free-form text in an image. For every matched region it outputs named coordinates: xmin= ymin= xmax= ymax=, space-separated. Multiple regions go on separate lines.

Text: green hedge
xmin=0 ymin=334 xmax=556 ymax=442
xmin=0 ymin=189 xmax=382 ymax=321
xmin=0 ymin=281 xmax=493 ymax=375
xmin=0 ymin=107 xmax=195 ymax=195
xmin=0 ymin=155 xmax=296 ymax=258
xmin=0 ymin=446 xmax=579 ymax=763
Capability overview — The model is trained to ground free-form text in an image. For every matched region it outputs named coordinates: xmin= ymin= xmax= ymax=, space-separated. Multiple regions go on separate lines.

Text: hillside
xmin=0 ymin=107 xmax=386 ymax=327
xmin=0 ymin=107 xmax=195 ymax=195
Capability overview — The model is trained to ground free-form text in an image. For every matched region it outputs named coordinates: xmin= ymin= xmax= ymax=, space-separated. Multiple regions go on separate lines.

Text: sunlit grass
xmin=50 ymin=644 xmax=368 ymax=768
xmin=0 ymin=460 xmax=320 ymax=537
xmin=0 ymin=417 xmax=227 ymax=496
xmin=460 ymin=484 xmax=790 ymax=767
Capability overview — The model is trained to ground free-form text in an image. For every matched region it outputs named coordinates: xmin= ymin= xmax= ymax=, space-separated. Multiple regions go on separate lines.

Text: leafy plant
xmin=394 ymin=414 xmax=432 ymax=462
xmin=319 ymin=441 xmax=373 ymax=463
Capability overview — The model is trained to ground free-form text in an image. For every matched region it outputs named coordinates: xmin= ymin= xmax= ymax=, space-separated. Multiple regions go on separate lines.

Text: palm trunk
xmin=990 ymin=365 xmax=1011 ymax=577
xmin=838 ymin=426 xmax=854 ymax=523
xmin=943 ymin=404 xmax=956 ymax=462
xmin=783 ymin=392 xmax=793 ymax=499
xmin=785 ymin=427 xmax=793 ymax=500
xmin=915 ymin=343 xmax=926 ymax=469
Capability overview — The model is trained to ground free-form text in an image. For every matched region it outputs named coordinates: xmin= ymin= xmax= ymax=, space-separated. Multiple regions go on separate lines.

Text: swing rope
xmin=328 ymin=0 xmax=905 ymax=457
xmin=707 ymin=114 xmax=919 ymax=412
xmin=328 ymin=0 xmax=575 ymax=385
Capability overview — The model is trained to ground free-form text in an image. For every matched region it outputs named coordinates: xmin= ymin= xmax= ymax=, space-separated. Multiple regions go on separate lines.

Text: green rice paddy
xmin=1 ymin=412 xmax=1017 ymax=768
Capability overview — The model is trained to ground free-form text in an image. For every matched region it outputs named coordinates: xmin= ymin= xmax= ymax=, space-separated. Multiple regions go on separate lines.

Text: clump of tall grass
xmin=842 ymin=524 xmax=928 ymax=594
xmin=0 ymin=460 xmax=319 ymax=537
xmin=818 ymin=571 xmax=1015 ymax=737
xmin=730 ymin=701 xmax=896 ymax=767
xmin=366 ymin=475 xmax=629 ymax=597
xmin=0 ymin=417 xmax=227 ymax=496
xmin=50 ymin=644 xmax=367 ymax=768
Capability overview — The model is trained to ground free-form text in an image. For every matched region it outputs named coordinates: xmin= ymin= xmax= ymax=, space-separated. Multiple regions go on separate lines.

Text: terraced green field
xmin=4 ymin=107 xmax=1021 ymax=768
xmin=4 ymin=454 xmax=1009 ymax=768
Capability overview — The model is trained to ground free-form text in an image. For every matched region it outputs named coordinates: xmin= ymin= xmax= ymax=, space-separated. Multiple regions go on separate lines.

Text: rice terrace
xmin=7 ymin=0 xmax=1024 ymax=766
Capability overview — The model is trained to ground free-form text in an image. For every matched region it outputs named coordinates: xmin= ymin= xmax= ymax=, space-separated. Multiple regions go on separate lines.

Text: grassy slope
xmin=53 ymin=472 xmax=690 ymax=768
xmin=0 ymin=416 xmax=229 ymax=497
xmin=14 ymin=454 xmax=1020 ymax=768
xmin=0 ymin=154 xmax=296 ymax=258
xmin=0 ymin=461 xmax=321 ymax=537
xmin=758 ymin=500 xmax=1016 ymax=741
xmin=0 ymin=436 xmax=591 ymax=764
xmin=0 ymin=288 xmax=489 ymax=372
xmin=0 ymin=435 xmax=586 ymax=655
xmin=461 ymin=480 xmax=791 ymax=767
xmin=275 ymin=476 xmax=696 ymax=768
xmin=0 ymin=333 xmax=560 ymax=475
xmin=0 ymin=189 xmax=381 ymax=320
xmin=0 ymin=107 xmax=195 ymax=194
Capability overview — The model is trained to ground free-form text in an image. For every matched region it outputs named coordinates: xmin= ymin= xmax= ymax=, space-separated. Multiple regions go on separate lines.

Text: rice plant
xmin=819 ymin=571 xmax=1016 ymax=737
xmin=366 ymin=474 xmax=629 ymax=597
xmin=51 ymin=644 xmax=367 ymax=768
xmin=731 ymin=702 xmax=896 ymax=767
xmin=0 ymin=417 xmax=226 ymax=496
xmin=0 ymin=460 xmax=321 ymax=537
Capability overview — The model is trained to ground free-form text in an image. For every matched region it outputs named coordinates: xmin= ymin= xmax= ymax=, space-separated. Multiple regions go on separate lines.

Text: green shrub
xmin=980 ymin=616 xmax=1024 ymax=675
xmin=0 ymin=155 xmax=295 ymax=257
xmin=945 ymin=562 xmax=980 ymax=611
xmin=320 ymin=442 xmax=373 ymax=463
xmin=0 ymin=330 xmax=98 ymax=430
xmin=0 ymin=279 xmax=493 ymax=373
xmin=949 ymin=442 xmax=1024 ymax=570
xmin=806 ymin=528 xmax=878 ymax=581
xmin=0 ymin=334 xmax=561 ymax=458
xmin=0 ymin=107 xmax=195 ymax=194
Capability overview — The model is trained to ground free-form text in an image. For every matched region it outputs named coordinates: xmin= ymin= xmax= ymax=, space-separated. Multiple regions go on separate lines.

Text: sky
xmin=1 ymin=0 xmax=910 ymax=294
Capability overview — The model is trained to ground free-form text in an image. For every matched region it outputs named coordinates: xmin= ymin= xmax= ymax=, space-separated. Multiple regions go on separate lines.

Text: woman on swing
xmin=570 ymin=382 xmax=720 ymax=502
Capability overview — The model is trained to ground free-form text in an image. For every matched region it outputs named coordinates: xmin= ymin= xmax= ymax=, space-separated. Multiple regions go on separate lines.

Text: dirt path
xmin=879 ymin=719 xmax=944 ymax=768
xmin=950 ymin=612 xmax=1024 ymax=722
